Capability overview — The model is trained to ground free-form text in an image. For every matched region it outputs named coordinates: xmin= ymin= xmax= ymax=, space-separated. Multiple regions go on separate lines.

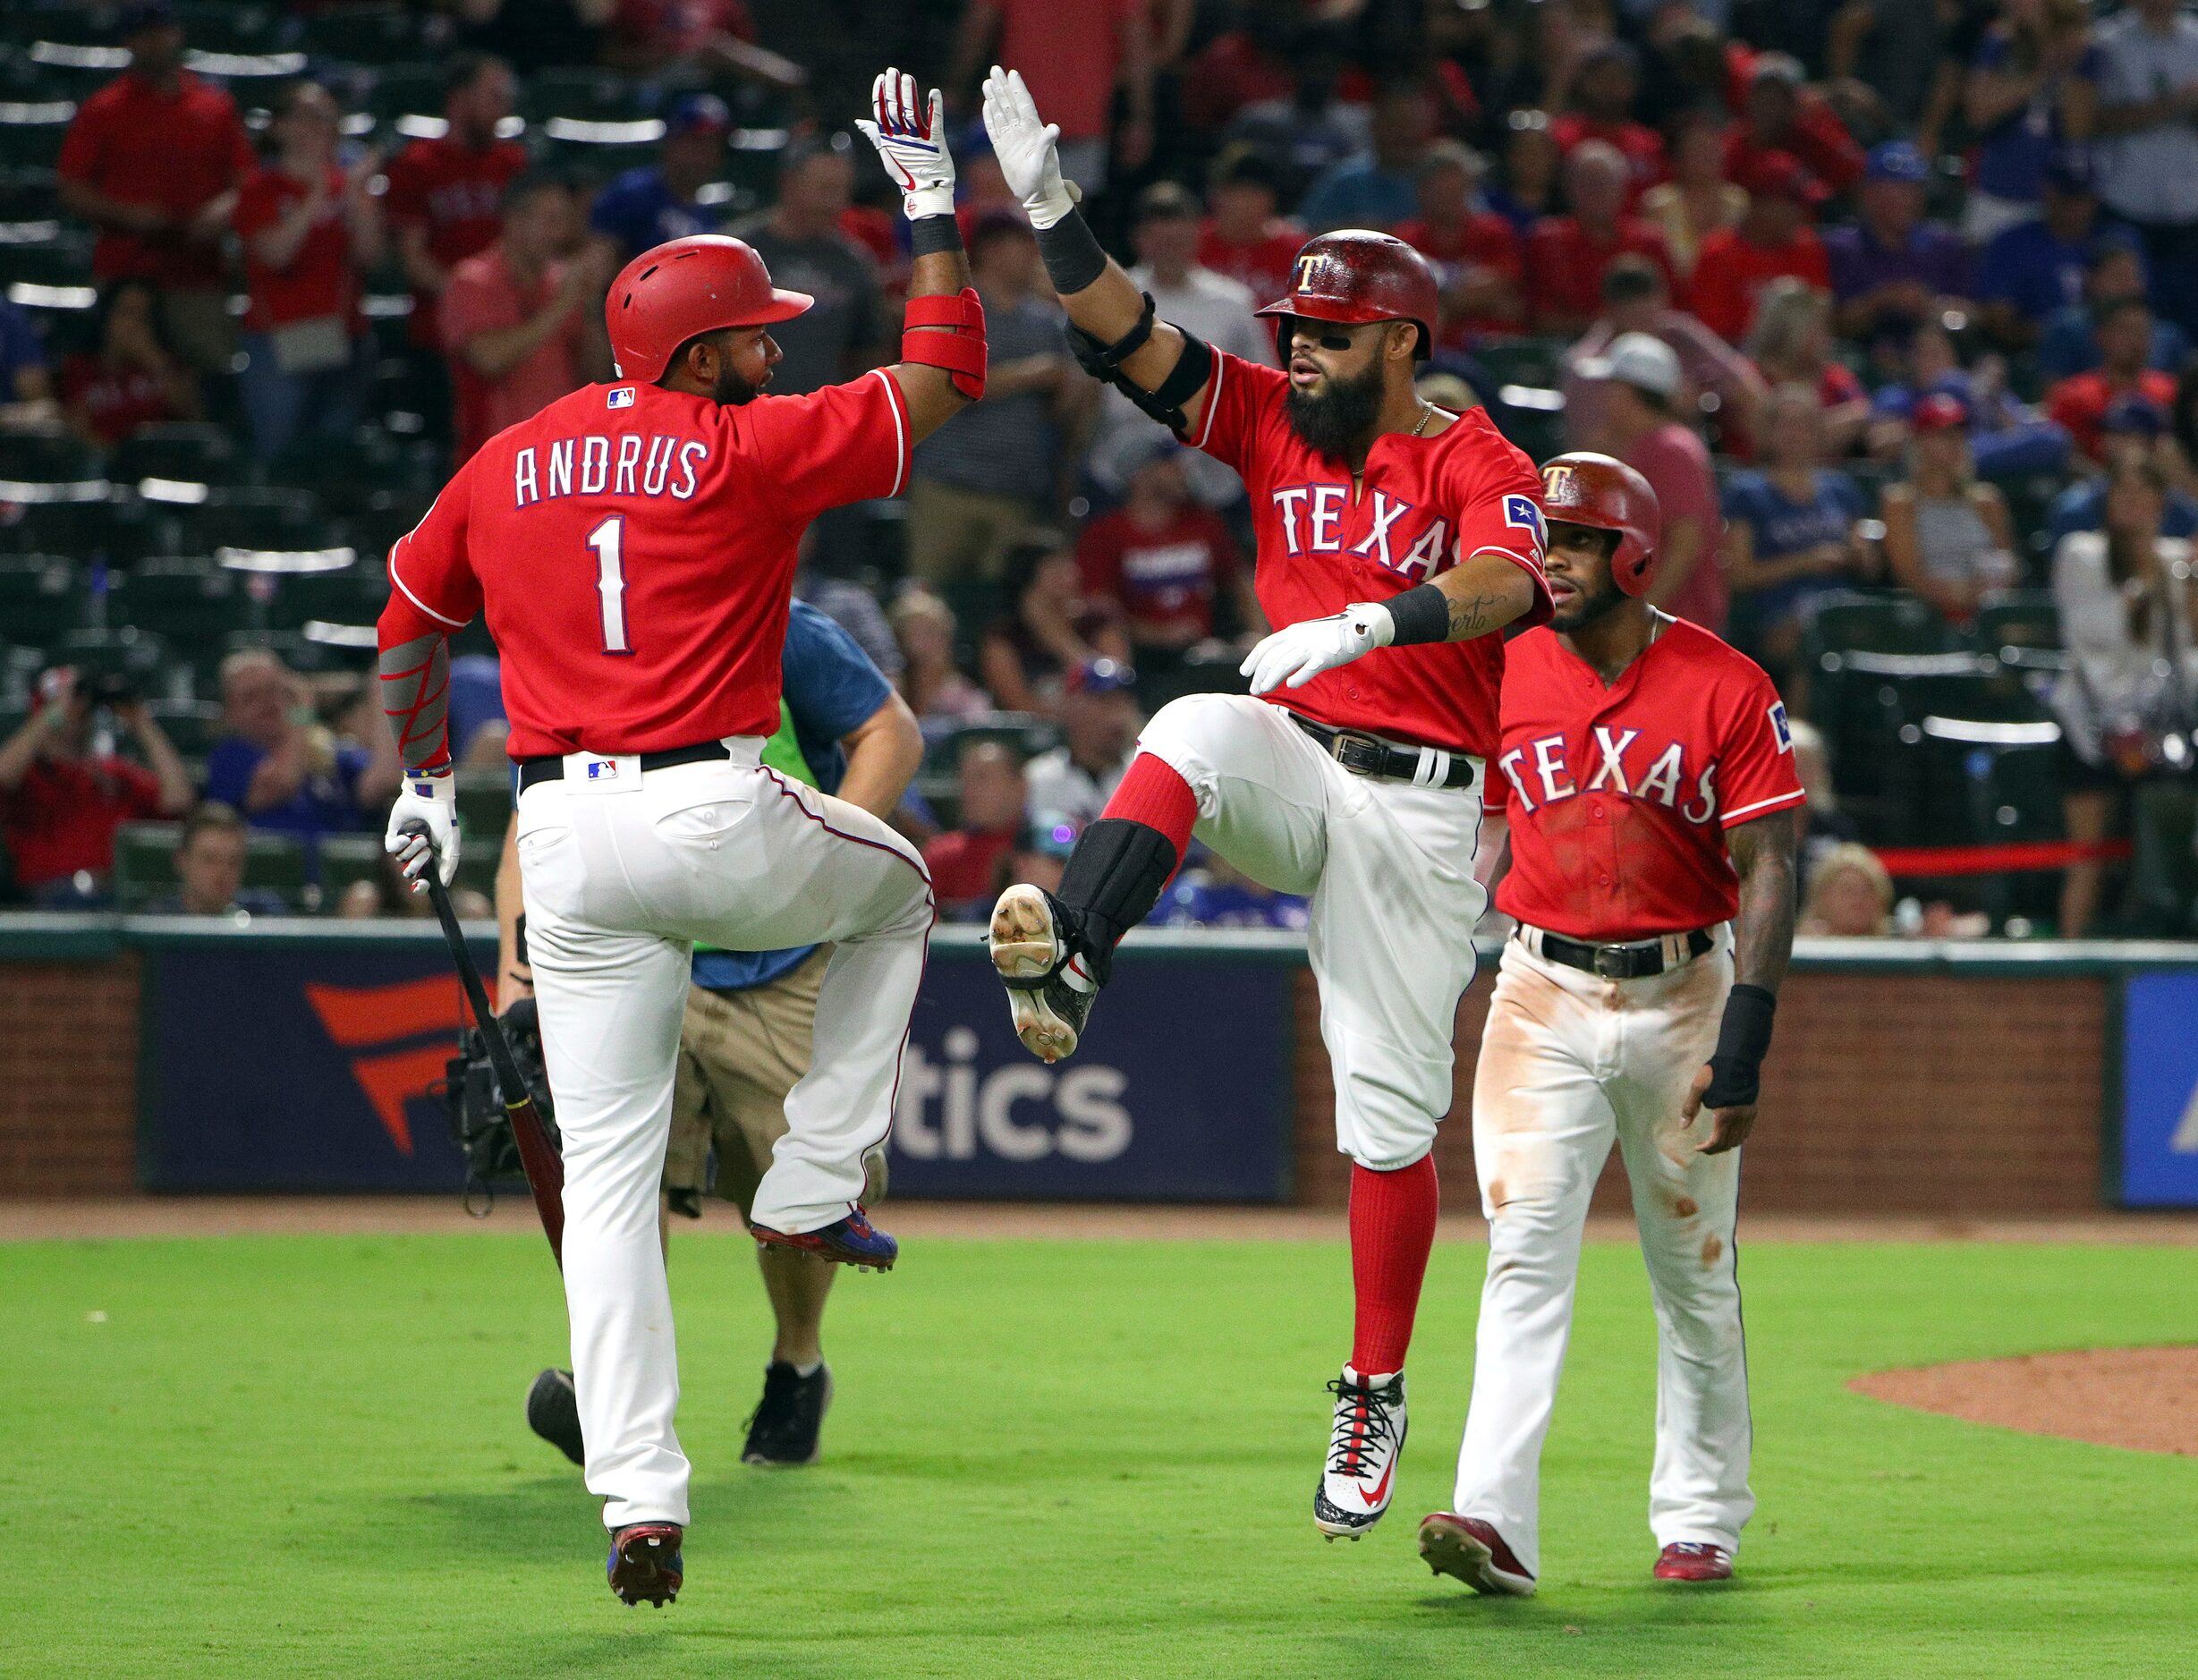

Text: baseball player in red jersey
xmin=372 ymin=70 xmax=986 ymax=1607
xmin=978 ymin=68 xmax=1553 ymax=1542
xmin=1416 ymin=454 xmax=1802 ymax=1598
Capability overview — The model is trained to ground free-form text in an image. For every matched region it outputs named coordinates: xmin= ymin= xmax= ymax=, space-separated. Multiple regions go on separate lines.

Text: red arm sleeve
xmin=1716 ymin=675 xmax=1807 ymax=828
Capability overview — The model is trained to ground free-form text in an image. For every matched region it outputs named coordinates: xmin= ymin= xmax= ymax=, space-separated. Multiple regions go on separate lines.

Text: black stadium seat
xmin=110 ymin=424 xmax=242 ymax=492
xmin=0 ymin=553 xmax=87 ymax=649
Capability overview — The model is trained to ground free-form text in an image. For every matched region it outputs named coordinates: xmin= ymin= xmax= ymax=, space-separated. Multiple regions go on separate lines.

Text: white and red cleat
xmin=1417 ymin=1512 xmax=1537 ymax=1597
xmin=1654 ymin=1541 xmax=1734 ymax=1582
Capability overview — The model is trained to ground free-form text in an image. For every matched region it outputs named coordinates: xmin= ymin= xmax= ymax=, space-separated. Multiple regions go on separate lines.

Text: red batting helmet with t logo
xmin=1539 ymin=451 xmax=1662 ymax=597
xmin=1254 ymin=229 xmax=1440 ymax=361
xmin=606 ymin=235 xmax=813 ymax=383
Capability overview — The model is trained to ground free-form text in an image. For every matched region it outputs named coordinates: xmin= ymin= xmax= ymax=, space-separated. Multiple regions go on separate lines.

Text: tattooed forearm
xmin=1433 ymin=548 xmax=1537 ymax=641
xmin=1726 ymin=812 xmax=1797 ymax=994
xmin=1446 ymin=590 xmax=1500 ymax=638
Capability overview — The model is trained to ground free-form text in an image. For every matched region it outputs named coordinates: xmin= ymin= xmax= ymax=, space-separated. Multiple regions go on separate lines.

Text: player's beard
xmin=713 ymin=364 xmax=762 ymax=406
xmin=1284 ymin=357 xmax=1386 ymax=458
xmin=1550 ymin=566 xmax=1627 ymax=632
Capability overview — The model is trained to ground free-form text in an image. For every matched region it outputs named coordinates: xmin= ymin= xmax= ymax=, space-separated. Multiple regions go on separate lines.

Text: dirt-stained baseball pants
xmin=1452 ymin=927 xmax=1752 ymax=1577
xmin=515 ymin=743 xmax=931 ymax=1530
xmin=1137 ymin=692 xmax=1486 ymax=1168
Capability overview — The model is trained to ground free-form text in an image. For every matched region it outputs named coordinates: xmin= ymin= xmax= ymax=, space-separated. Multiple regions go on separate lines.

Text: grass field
xmin=4 ymin=1231 xmax=2195 ymax=1679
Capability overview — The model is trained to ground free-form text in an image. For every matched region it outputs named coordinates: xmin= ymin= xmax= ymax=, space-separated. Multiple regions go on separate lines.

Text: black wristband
xmin=1034 ymin=208 xmax=1108 ymax=297
xmin=910 ymin=214 xmax=963 ymax=257
xmin=1385 ymin=582 xmax=1450 ymax=646
xmin=1702 ymin=982 xmax=1777 ymax=1108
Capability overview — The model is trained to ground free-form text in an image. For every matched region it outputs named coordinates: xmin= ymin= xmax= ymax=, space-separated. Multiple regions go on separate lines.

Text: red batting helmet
xmin=1539 ymin=451 xmax=1661 ymax=597
xmin=605 ymin=235 xmax=812 ymax=383
xmin=1255 ymin=229 xmax=1439 ymax=361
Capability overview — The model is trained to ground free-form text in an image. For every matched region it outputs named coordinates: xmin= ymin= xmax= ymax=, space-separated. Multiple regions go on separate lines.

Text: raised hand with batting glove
xmin=855 ymin=68 xmax=955 ymax=221
xmin=385 ymin=767 xmax=458 ymax=890
xmin=979 ymin=64 xmax=1079 ymax=227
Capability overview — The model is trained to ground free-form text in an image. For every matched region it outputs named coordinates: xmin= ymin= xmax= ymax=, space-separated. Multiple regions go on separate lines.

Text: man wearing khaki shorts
xmin=505 ymin=599 xmax=925 ymax=1468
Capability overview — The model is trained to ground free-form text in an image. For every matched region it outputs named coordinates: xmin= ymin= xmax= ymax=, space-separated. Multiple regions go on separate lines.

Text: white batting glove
xmin=856 ymin=68 xmax=955 ymax=221
xmin=980 ymin=64 xmax=1078 ymax=228
xmin=1240 ymin=603 xmax=1397 ymax=694
xmin=385 ymin=768 xmax=459 ymax=892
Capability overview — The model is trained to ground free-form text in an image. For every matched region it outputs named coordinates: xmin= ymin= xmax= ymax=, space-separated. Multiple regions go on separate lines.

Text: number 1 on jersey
xmin=587 ymin=516 xmax=631 ymax=654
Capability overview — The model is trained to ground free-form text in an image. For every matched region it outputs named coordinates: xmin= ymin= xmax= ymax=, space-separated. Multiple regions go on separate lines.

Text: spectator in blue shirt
xmin=1722 ymin=385 xmax=1877 ymax=683
xmin=1979 ymin=152 xmax=2120 ymax=349
xmin=0 ymin=295 xmax=57 ymax=428
xmin=586 ymin=92 xmax=730 ymax=260
xmin=1159 ymin=851 xmax=1310 ymax=929
xmin=1296 ymin=84 xmax=1432 ymax=233
xmin=2045 ymin=395 xmax=2198 ymax=542
xmin=2038 ymin=238 xmax=2191 ymax=381
xmin=1826 ymin=142 xmax=1974 ymax=355
xmin=505 ymin=598 xmax=924 ymax=1472
xmin=203 ymin=650 xmax=399 ymax=843
xmin=1960 ymin=4 xmax=2101 ymax=243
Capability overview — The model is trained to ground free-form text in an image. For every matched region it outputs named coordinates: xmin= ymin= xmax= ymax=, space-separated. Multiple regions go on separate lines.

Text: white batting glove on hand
xmin=385 ymin=768 xmax=458 ymax=892
xmin=980 ymin=64 xmax=1078 ymax=228
xmin=1241 ymin=603 xmax=1397 ymax=694
xmin=856 ymin=68 xmax=955 ymax=221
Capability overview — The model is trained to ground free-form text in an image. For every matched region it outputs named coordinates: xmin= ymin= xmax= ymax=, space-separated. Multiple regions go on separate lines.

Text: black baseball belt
xmin=1290 ymin=713 xmax=1478 ymax=790
xmin=516 ymin=740 xmax=734 ymax=794
xmin=1520 ymin=924 xmax=1718 ymax=980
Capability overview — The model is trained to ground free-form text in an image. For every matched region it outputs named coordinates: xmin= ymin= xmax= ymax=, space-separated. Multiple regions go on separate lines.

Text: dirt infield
xmin=1852 ymin=1347 xmax=2198 ymax=1455
xmin=7 ymin=1196 xmax=2198 ymax=1244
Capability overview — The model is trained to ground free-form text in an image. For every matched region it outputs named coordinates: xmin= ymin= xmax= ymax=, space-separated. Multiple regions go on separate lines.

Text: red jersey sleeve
xmin=1185 ymin=350 xmax=1287 ymax=488
xmin=1446 ymin=417 xmax=1556 ymax=628
xmin=115 ymin=758 xmax=164 ymax=819
xmin=738 ymin=367 xmax=912 ymax=520
xmin=55 ymin=95 xmax=109 ymax=185
xmin=386 ymin=461 xmax=484 ymax=631
xmin=1715 ymin=670 xmax=1806 ymax=828
xmin=1076 ymin=516 xmax=1126 ymax=602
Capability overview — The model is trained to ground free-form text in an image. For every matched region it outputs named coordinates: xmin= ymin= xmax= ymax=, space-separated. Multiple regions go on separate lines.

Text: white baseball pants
xmin=514 ymin=744 xmax=932 ymax=1529
xmin=1137 ymin=693 xmax=1486 ymax=1168
xmin=1451 ymin=929 xmax=1752 ymax=1577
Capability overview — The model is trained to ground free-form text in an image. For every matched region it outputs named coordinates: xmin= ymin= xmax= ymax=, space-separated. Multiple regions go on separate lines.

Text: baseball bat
xmin=400 ymin=819 xmax=566 ymax=1268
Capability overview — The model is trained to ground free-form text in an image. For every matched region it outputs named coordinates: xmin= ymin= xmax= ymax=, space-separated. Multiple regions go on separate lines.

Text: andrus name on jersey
xmin=1499 ymin=729 xmax=1720 ymax=825
xmin=513 ymin=434 xmax=711 ymax=508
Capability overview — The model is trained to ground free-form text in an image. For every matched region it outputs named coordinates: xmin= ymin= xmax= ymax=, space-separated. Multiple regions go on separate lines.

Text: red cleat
xmin=1417 ymin=1512 xmax=1536 ymax=1597
xmin=1654 ymin=1541 xmax=1734 ymax=1582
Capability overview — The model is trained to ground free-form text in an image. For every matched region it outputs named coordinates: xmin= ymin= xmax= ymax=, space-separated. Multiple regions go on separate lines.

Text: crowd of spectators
xmin=9 ymin=0 xmax=2198 ymax=937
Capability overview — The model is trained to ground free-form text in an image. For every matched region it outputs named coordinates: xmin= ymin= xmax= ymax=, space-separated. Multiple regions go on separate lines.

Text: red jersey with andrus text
xmin=1187 ymin=350 xmax=1552 ymax=758
xmin=383 ymin=370 xmax=912 ymax=759
xmin=1489 ymin=616 xmax=1804 ymax=940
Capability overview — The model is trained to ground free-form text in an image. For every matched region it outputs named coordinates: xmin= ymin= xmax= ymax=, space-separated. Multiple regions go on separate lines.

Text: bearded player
xmin=1417 ymin=455 xmax=1800 ymax=1597
xmin=375 ymin=70 xmax=981 ymax=1605
xmin=980 ymin=67 xmax=1552 ymax=1541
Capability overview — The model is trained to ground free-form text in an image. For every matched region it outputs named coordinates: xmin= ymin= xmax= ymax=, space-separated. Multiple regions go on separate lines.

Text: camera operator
xmin=0 ymin=666 xmax=194 ymax=905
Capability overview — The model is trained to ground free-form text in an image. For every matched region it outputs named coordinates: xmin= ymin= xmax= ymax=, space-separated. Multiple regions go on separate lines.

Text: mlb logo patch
xmin=607 ymin=386 xmax=636 ymax=410
xmin=586 ymin=759 xmax=618 ymax=781
xmin=1769 ymin=700 xmax=1793 ymax=751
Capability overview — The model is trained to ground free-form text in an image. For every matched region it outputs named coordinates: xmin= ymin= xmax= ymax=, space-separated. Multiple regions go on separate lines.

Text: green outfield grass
xmin=2 ymin=1232 xmax=2194 ymax=1679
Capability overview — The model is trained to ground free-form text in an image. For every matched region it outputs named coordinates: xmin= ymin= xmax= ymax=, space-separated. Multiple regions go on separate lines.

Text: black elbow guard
xmin=1066 ymin=293 xmax=1215 ymax=437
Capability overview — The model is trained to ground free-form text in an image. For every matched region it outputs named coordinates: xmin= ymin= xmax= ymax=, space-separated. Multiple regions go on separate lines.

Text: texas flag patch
xmin=1769 ymin=700 xmax=1793 ymax=751
xmin=607 ymin=386 xmax=636 ymax=410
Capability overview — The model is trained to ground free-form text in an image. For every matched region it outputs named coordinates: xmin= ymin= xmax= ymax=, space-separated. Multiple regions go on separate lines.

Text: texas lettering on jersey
xmin=1491 ymin=617 xmax=1804 ymax=942
xmin=1189 ymin=350 xmax=1551 ymax=758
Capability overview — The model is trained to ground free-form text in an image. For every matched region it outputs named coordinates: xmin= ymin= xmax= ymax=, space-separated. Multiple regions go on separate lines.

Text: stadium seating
xmin=106 ymin=557 xmax=248 ymax=673
xmin=110 ymin=423 xmax=242 ymax=492
xmin=0 ymin=554 xmax=86 ymax=649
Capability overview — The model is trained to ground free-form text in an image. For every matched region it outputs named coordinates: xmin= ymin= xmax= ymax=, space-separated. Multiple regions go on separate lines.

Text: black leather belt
xmin=1532 ymin=926 xmax=1715 ymax=980
xmin=1290 ymin=713 xmax=1476 ymax=790
xmin=516 ymin=740 xmax=733 ymax=793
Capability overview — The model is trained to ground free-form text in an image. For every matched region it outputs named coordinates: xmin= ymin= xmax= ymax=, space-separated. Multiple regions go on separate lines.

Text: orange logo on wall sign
xmin=305 ymin=975 xmax=468 ymax=1155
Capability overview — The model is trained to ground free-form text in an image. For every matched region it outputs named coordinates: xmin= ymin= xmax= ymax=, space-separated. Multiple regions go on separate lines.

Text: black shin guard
xmin=1055 ymin=818 xmax=1182 ymax=985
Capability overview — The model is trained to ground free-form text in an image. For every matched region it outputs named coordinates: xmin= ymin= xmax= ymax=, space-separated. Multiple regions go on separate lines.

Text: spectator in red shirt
xmin=1562 ymin=254 xmax=1769 ymax=453
xmin=381 ymin=55 xmax=528 ymax=369
xmin=233 ymin=81 xmax=386 ymax=463
xmin=59 ymin=278 xmax=200 ymax=448
xmin=1524 ymin=140 xmax=1674 ymax=335
xmin=55 ymin=1 xmax=256 ymax=377
xmin=439 ymin=174 xmax=615 ymax=463
xmin=951 ymin=0 xmax=1155 ymax=190
xmin=1551 ymin=43 xmax=1668 ymax=197
xmin=0 ymin=666 xmax=193 ymax=906
xmin=1720 ymin=55 xmax=1867 ymax=199
xmin=1573 ymin=332 xmax=1730 ymax=634
xmin=2046 ymin=298 xmax=2183 ymax=462
xmin=1078 ymin=442 xmax=1258 ymax=666
xmin=1197 ymin=148 xmax=1306 ymax=305
xmin=1686 ymin=151 xmax=1831 ymax=346
xmin=605 ymin=0 xmax=805 ymax=90
xmin=1396 ymin=141 xmax=1523 ymax=344
xmin=921 ymin=741 xmax=1030 ymax=917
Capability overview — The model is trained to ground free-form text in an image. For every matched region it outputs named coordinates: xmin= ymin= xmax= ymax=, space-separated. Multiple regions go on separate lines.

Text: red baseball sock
xmin=1099 ymin=751 xmax=1198 ymax=856
xmin=1348 ymin=1155 xmax=1439 ymax=1377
